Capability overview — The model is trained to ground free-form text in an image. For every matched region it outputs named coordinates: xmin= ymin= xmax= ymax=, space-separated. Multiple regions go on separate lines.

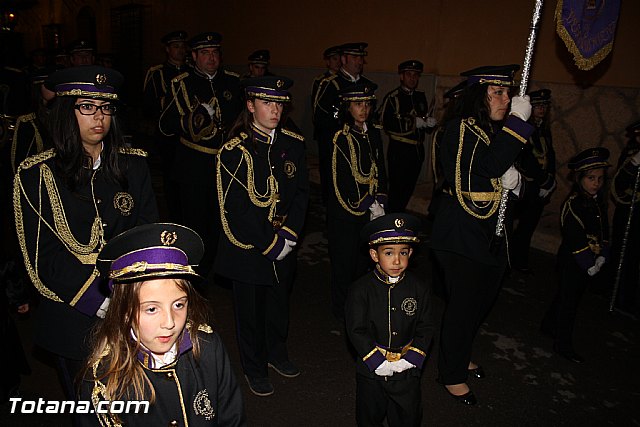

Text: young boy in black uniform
xmin=346 ymin=213 xmax=435 ymax=427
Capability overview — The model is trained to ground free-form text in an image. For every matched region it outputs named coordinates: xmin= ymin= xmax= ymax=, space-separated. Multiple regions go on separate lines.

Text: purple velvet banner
xmin=555 ymin=0 xmax=621 ymax=70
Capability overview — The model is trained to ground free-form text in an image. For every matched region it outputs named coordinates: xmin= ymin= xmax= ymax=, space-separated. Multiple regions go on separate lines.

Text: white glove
xmin=374 ymin=360 xmax=395 ymax=377
xmin=415 ymin=117 xmax=428 ymax=129
xmin=96 ymin=297 xmax=110 ymax=319
xmin=587 ymin=264 xmax=601 ymax=276
xmin=425 ymin=116 xmax=438 ymax=128
xmin=390 ymin=359 xmax=415 ymax=373
xmin=500 ymin=166 xmax=522 ymax=194
xmin=595 ymin=256 xmax=606 ymax=269
xmin=202 ymin=103 xmax=216 ymax=118
xmin=510 ymin=95 xmax=532 ymax=122
xmin=631 ymin=150 xmax=640 ymax=166
xmin=369 ymin=201 xmax=385 ymax=221
xmin=276 ymin=239 xmax=297 ymax=261
xmin=538 ymin=179 xmax=556 ymax=198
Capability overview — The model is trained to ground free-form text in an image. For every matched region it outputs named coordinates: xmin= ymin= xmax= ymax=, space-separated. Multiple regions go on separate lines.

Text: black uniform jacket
xmin=329 ymin=123 xmax=388 ymax=221
xmin=9 ymin=112 xmax=47 ymax=174
xmin=159 ymin=66 xmax=242 ymax=183
xmin=559 ymin=191 xmax=610 ymax=270
xmin=313 ymin=70 xmax=375 ymax=138
xmin=612 ymin=148 xmax=640 ymax=207
xmin=379 ymin=87 xmax=429 ymax=145
xmin=430 ymin=115 xmax=534 ymax=265
xmin=346 ymin=268 xmax=435 ymax=380
xmin=143 ymin=61 xmax=190 ymax=117
xmin=215 ymin=125 xmax=309 ymax=285
xmin=13 ymin=148 xmax=158 ymax=359
xmin=80 ymin=327 xmax=246 ymax=427
xmin=517 ymin=120 xmax=556 ymax=196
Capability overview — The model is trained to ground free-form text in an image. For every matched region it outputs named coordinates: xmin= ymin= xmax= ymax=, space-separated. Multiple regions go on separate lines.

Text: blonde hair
xmin=82 ymin=278 xmax=211 ymax=403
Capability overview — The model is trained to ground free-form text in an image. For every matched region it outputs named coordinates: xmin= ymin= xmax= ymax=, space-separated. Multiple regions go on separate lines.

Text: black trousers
xmin=317 ymin=133 xmax=333 ymax=207
xmin=355 ymin=374 xmax=422 ymax=427
xmin=511 ymin=190 xmax=546 ymax=269
xmin=435 ymin=250 xmax=506 ymax=384
xmin=327 ymin=214 xmax=369 ymax=320
xmin=232 ymin=267 xmax=293 ymax=379
xmin=178 ymin=178 xmax=220 ymax=279
xmin=387 ymin=140 xmax=424 ymax=213
xmin=542 ymin=261 xmax=591 ymax=351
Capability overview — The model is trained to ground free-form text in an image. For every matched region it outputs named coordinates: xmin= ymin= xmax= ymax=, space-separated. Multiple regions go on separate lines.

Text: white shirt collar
xmin=92 ymin=142 xmax=104 ymax=170
xmin=131 ymin=328 xmax=178 ymax=368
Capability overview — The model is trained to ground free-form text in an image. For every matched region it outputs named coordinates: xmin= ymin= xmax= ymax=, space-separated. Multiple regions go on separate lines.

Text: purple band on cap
xmin=111 ymin=247 xmax=188 ymax=275
xmin=370 ymin=230 xmax=416 ymax=241
xmin=56 ymin=83 xmax=115 ymax=94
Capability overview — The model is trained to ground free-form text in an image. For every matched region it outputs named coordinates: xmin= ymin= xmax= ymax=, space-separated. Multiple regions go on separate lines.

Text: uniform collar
xmin=251 ymin=123 xmax=276 ymax=144
xmin=400 ymin=85 xmax=414 ymax=95
xmin=194 ymin=66 xmax=217 ymax=80
xmin=374 ymin=264 xmax=405 ymax=285
xmin=339 ymin=68 xmax=360 ymax=82
xmin=165 ymin=60 xmax=186 ymax=71
xmin=133 ymin=328 xmax=193 ymax=369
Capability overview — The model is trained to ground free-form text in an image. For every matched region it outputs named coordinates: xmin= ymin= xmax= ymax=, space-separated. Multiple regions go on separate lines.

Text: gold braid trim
xmin=611 ymin=159 xmax=640 ymax=205
xmin=13 ymin=168 xmax=63 ymax=302
xmin=217 ymin=133 xmax=279 ymax=249
xmin=455 ymin=119 xmax=500 ymax=219
xmin=91 ymin=345 xmax=122 ymax=427
xmin=17 ymin=147 xmax=55 ymax=170
xmin=331 ymin=127 xmax=378 ymax=216
xmin=555 ymin=0 xmax=615 ymax=71
xmin=11 ymin=113 xmax=44 ymax=174
xmin=561 ymin=194 xmax=585 ymax=229
xmin=281 ymin=128 xmax=304 ymax=141
xmin=69 ymin=268 xmax=100 ymax=306
xmin=118 ymin=147 xmax=148 ymax=157
xmin=363 ymin=347 xmax=380 ymax=362
xmin=41 ymin=165 xmax=102 ymax=255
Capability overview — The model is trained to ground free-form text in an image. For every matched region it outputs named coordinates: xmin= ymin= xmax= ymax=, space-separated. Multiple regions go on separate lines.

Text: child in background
xmin=79 ymin=223 xmax=245 ymax=426
xmin=541 ymin=147 xmax=611 ymax=363
xmin=346 ymin=213 xmax=434 ymax=427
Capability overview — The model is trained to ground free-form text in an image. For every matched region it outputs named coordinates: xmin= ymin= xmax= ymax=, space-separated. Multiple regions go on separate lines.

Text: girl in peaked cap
xmin=13 ymin=66 xmax=158 ymax=408
xmin=429 ymin=64 xmax=535 ymax=405
xmin=79 ymin=223 xmax=245 ymax=426
xmin=215 ymin=75 xmax=309 ymax=397
xmin=541 ymin=147 xmax=611 ymax=363
xmin=327 ymin=82 xmax=388 ymax=322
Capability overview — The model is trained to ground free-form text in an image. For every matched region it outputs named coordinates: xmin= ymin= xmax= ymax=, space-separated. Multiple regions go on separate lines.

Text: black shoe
xmin=553 ymin=346 xmax=584 ymax=364
xmin=443 ymin=385 xmax=477 ymax=406
xmin=468 ymin=365 xmax=485 ymax=379
xmin=245 ymin=375 xmax=274 ymax=396
xmin=268 ymin=360 xmax=301 ymax=378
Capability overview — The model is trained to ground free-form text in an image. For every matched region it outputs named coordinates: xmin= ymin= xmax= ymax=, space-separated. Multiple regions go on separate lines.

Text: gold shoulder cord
xmin=611 ymin=158 xmax=639 ymax=205
xmin=90 ymin=346 xmax=122 ymax=427
xmin=331 ymin=128 xmax=377 ymax=216
xmin=454 ymin=119 xmax=501 ymax=219
xmin=11 ymin=113 xmax=44 ymax=174
xmin=561 ymin=194 xmax=585 ymax=229
xmin=217 ymin=134 xmax=279 ymax=249
xmin=14 ymin=153 xmax=104 ymax=302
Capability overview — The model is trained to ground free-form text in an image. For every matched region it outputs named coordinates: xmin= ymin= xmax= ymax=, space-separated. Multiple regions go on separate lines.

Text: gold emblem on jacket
xmin=193 ymin=389 xmax=215 ymax=420
xmin=401 ymin=298 xmax=417 ymax=316
xmin=113 ymin=192 xmax=133 ymax=216
xmin=284 ymin=160 xmax=296 ymax=178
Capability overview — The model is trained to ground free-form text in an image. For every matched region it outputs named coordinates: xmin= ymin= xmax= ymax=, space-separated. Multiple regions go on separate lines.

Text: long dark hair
xmin=48 ymin=96 xmax=127 ymax=191
xmin=455 ymin=83 xmax=496 ymax=132
xmin=337 ymin=99 xmax=377 ymax=128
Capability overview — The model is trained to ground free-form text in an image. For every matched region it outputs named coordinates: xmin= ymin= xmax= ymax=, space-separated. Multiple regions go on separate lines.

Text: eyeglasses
xmin=74 ymin=103 xmax=117 ymax=116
